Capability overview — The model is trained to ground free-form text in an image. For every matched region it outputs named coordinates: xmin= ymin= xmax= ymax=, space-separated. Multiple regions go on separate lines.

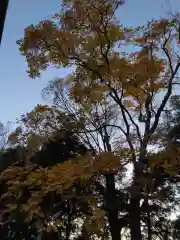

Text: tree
xmin=6 ymin=104 xmax=124 ymax=239
xmin=1 ymin=0 xmax=180 ymax=239
xmin=0 ymin=120 xmax=96 ymax=239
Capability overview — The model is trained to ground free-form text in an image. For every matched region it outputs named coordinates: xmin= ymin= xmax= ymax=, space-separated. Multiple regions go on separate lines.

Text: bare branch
xmin=149 ymin=55 xmax=180 ymax=139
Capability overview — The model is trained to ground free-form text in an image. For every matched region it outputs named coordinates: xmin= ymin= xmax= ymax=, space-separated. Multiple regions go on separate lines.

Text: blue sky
xmin=0 ymin=0 xmax=180 ymax=125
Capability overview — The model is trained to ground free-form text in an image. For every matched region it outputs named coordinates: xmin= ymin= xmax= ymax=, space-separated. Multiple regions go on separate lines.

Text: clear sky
xmin=0 ymin=0 xmax=180 ymax=125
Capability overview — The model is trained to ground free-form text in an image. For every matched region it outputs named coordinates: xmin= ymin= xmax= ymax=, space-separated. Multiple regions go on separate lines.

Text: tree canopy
xmin=0 ymin=0 xmax=180 ymax=239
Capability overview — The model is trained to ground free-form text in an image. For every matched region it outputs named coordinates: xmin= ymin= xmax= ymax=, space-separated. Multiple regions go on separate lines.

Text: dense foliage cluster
xmin=0 ymin=0 xmax=180 ymax=239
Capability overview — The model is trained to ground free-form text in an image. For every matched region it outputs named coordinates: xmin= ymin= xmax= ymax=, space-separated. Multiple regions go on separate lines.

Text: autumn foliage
xmin=0 ymin=0 xmax=180 ymax=239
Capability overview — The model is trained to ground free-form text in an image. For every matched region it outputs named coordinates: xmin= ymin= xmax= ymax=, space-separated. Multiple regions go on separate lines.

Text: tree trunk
xmin=147 ymin=211 xmax=152 ymax=240
xmin=105 ymin=173 xmax=121 ymax=240
xmin=43 ymin=231 xmax=59 ymax=240
xmin=164 ymin=231 xmax=169 ymax=240
xmin=103 ymin=128 xmax=121 ymax=240
xmin=129 ymin=197 xmax=142 ymax=240
xmin=129 ymin=162 xmax=142 ymax=240
xmin=65 ymin=201 xmax=72 ymax=240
